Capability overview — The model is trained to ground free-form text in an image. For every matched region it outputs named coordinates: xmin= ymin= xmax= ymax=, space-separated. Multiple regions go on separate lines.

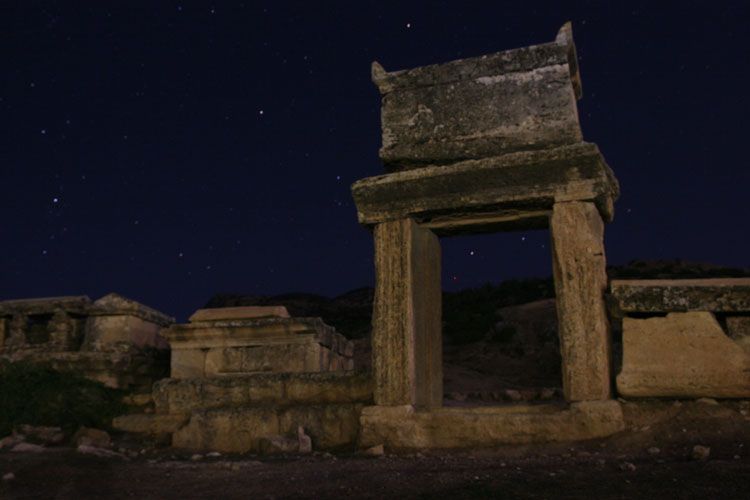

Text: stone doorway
xmin=352 ymin=24 xmax=625 ymax=448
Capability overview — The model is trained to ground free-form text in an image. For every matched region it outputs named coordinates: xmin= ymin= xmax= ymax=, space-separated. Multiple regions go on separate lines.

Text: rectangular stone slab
xmin=189 ymin=306 xmax=290 ymax=322
xmin=373 ymin=23 xmax=582 ymax=169
xmin=616 ymin=312 xmax=750 ymax=398
xmin=351 ymin=142 xmax=619 ymax=233
xmin=610 ymin=278 xmax=750 ymax=313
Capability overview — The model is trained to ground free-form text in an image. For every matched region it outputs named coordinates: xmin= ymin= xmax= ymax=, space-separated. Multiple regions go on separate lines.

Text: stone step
xmin=112 ymin=413 xmax=190 ymax=435
xmin=152 ymin=371 xmax=373 ymax=414
xmin=171 ymin=403 xmax=364 ymax=453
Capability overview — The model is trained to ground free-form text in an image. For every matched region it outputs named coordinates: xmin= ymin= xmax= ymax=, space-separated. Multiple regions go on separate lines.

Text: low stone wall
xmin=114 ymin=371 xmax=374 ymax=453
xmin=611 ymin=279 xmax=750 ymax=398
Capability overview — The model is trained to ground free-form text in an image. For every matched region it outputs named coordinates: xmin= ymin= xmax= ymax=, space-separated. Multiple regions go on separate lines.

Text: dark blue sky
xmin=1 ymin=1 xmax=748 ymax=320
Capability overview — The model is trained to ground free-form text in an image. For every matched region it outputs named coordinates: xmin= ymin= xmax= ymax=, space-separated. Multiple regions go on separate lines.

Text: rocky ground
xmin=1 ymin=399 xmax=749 ymax=499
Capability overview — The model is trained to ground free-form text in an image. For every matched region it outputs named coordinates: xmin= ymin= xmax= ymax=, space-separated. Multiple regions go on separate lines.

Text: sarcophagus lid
xmin=372 ymin=23 xmax=583 ymax=171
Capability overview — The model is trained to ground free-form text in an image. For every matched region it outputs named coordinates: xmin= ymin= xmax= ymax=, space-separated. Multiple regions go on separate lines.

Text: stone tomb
xmin=611 ymin=279 xmax=750 ymax=398
xmin=116 ymin=307 xmax=365 ymax=452
xmin=163 ymin=306 xmax=354 ymax=379
xmin=0 ymin=293 xmax=173 ymax=389
xmin=351 ymin=24 xmax=626 ymax=448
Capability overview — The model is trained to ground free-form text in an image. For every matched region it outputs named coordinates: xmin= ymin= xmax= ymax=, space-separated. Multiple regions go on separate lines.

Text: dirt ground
xmin=1 ymin=400 xmax=748 ymax=499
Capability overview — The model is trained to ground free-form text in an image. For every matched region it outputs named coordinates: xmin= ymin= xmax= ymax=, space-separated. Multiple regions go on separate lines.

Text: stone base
xmin=152 ymin=372 xmax=373 ymax=414
xmin=617 ymin=312 xmax=750 ymax=398
xmin=172 ymin=403 xmax=364 ymax=453
xmin=115 ymin=372 xmax=374 ymax=453
xmin=358 ymin=401 xmax=624 ymax=450
xmin=112 ymin=413 xmax=190 ymax=436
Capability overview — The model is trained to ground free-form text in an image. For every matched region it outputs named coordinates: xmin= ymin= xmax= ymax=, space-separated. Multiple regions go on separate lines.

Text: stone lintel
xmin=372 ymin=24 xmax=583 ymax=168
xmin=610 ymin=278 xmax=750 ymax=314
xmin=551 ymin=201 xmax=612 ymax=401
xmin=189 ymin=306 xmax=290 ymax=322
xmin=351 ymin=143 xmax=619 ymax=234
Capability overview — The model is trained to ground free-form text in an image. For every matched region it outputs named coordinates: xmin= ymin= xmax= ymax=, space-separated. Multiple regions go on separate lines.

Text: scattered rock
xmin=206 ymin=452 xmax=222 ymax=458
xmin=362 ymin=444 xmax=385 ymax=457
xmin=73 ymin=427 xmax=112 ymax=449
xmin=76 ymin=445 xmax=127 ymax=459
xmin=10 ymin=442 xmax=46 ymax=453
xmin=734 ymin=455 xmax=741 ymax=460
xmin=647 ymin=447 xmax=661 ymax=455
xmin=696 ymin=398 xmax=719 ymax=406
xmin=692 ymin=445 xmax=711 ymax=461
xmin=191 ymin=454 xmax=203 ymax=461
xmin=2 ymin=472 xmax=14 ymax=481
xmin=619 ymin=462 xmax=637 ymax=472
xmin=127 ymin=451 xmax=140 ymax=459
xmin=539 ymin=388 xmax=556 ymax=400
xmin=504 ymin=389 xmax=522 ymax=402
xmin=0 ymin=435 xmax=20 ymax=449
xmin=448 ymin=392 xmax=466 ymax=402
xmin=258 ymin=435 xmax=299 ymax=455
xmin=297 ymin=426 xmax=312 ymax=454
xmin=16 ymin=425 xmax=65 ymax=445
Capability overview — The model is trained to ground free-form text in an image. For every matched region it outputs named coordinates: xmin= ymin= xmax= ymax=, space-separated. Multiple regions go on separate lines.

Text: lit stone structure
xmin=352 ymin=23 xmax=626 ymax=448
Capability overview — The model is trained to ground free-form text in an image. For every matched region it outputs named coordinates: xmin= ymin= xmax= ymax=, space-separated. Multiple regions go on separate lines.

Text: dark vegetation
xmin=207 ymin=259 xmax=749 ymax=346
xmin=0 ymin=361 xmax=125 ymax=437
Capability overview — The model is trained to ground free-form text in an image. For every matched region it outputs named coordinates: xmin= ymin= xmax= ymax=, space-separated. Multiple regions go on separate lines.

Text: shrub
xmin=0 ymin=360 xmax=126 ymax=437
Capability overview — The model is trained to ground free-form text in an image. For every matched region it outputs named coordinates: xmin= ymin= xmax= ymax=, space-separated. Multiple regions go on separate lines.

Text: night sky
xmin=2 ymin=1 xmax=749 ymax=320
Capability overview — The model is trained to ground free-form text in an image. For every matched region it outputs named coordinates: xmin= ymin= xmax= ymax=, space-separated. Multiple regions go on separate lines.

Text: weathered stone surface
xmin=112 ymin=413 xmax=190 ymax=435
xmin=164 ymin=316 xmax=353 ymax=378
xmin=171 ymin=403 xmax=364 ymax=453
xmin=189 ymin=306 xmax=290 ymax=322
xmin=358 ymin=400 xmax=624 ymax=450
xmin=609 ymin=278 xmax=750 ymax=314
xmin=351 ymin=143 xmax=619 ymax=234
xmin=152 ymin=372 xmax=373 ymax=414
xmin=372 ymin=219 xmax=442 ymax=408
xmin=0 ymin=296 xmax=92 ymax=316
xmin=550 ymin=201 xmax=612 ymax=401
xmin=373 ymin=23 xmax=583 ymax=169
xmin=84 ymin=314 xmax=168 ymax=351
xmin=616 ymin=312 xmax=750 ymax=398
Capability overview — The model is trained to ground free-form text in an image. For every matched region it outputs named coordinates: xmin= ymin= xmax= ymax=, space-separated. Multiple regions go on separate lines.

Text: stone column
xmin=550 ymin=201 xmax=612 ymax=401
xmin=372 ymin=218 xmax=442 ymax=408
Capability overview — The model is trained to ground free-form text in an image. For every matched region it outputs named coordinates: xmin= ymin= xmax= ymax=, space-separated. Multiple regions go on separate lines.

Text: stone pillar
xmin=372 ymin=218 xmax=442 ymax=408
xmin=550 ymin=201 xmax=612 ymax=401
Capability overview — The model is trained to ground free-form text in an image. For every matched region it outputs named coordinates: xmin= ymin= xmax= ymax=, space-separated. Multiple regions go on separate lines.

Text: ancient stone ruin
xmin=163 ymin=306 xmax=354 ymax=378
xmin=115 ymin=306 xmax=369 ymax=453
xmin=7 ymin=23 xmax=750 ymax=455
xmin=351 ymin=23 xmax=624 ymax=448
xmin=0 ymin=293 xmax=173 ymax=390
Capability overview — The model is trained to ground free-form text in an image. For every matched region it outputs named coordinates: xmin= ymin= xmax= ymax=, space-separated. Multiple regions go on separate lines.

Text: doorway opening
xmin=440 ymin=230 xmax=563 ymax=406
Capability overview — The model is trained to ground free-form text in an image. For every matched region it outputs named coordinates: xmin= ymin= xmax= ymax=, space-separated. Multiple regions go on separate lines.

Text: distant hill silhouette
xmin=205 ymin=259 xmax=749 ymax=343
